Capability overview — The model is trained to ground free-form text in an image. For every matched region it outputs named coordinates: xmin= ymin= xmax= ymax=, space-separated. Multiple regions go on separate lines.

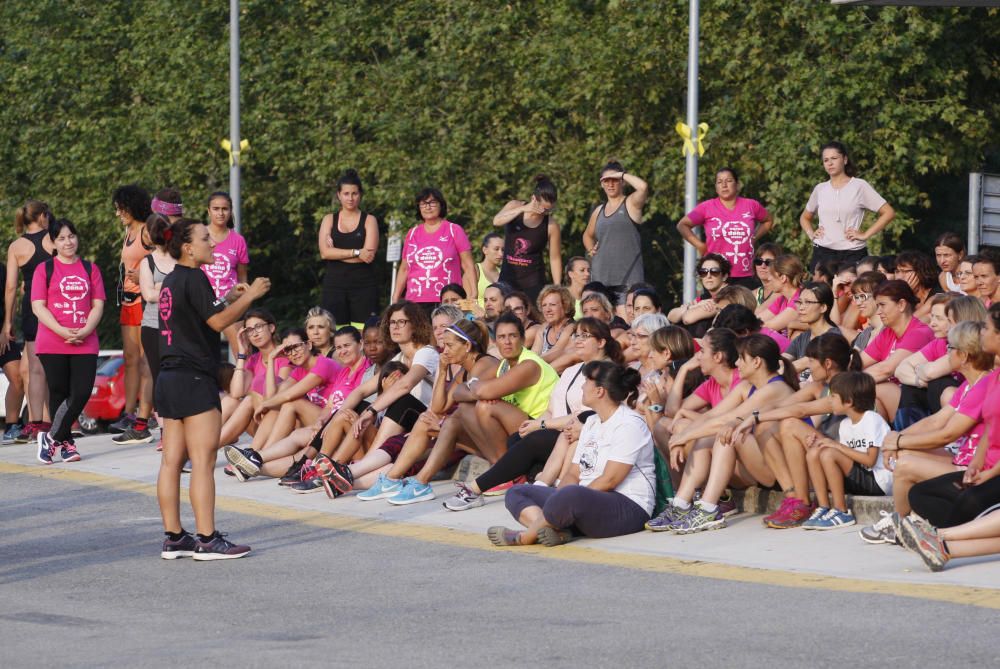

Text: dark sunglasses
xmin=754 ymin=258 xmax=774 ymax=267
xmin=697 ymin=268 xmax=723 ymax=277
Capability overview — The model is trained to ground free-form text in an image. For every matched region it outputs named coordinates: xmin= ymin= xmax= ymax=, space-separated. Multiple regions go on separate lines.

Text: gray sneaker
xmin=859 ymin=510 xmax=900 ymax=545
xmin=442 ymin=482 xmax=484 ymax=511
xmin=668 ymin=504 xmax=726 ymax=534
xmin=646 ymin=500 xmax=688 ymax=532
xmin=112 ymin=426 xmax=154 ymax=445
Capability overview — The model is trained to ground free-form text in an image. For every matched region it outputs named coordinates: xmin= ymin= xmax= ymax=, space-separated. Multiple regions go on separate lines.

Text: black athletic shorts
xmin=382 ymin=393 xmax=426 ymax=433
xmin=0 ymin=339 xmax=22 ymax=367
xmin=155 ymin=368 xmax=222 ymax=419
xmin=844 ymin=462 xmax=886 ymax=496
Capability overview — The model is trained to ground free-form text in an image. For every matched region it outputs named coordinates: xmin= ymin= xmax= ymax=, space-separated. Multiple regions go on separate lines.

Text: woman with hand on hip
xmin=154 ymin=218 xmax=270 ymax=561
xmin=799 ymin=141 xmax=894 ymax=272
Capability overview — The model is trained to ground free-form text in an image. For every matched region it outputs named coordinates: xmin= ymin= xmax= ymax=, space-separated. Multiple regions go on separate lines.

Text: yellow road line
xmin=4 ymin=461 xmax=999 ymax=610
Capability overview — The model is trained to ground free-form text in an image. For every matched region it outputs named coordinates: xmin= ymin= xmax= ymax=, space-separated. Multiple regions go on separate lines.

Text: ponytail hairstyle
xmin=207 ymin=191 xmax=234 ymax=228
xmin=152 ymin=218 xmax=202 ymax=260
xmin=532 ymin=174 xmax=557 ymax=204
xmin=574 ymin=317 xmax=624 ymax=365
xmin=152 ymin=187 xmax=184 ymax=218
xmin=703 ymin=327 xmax=739 ymax=369
xmin=145 ymin=213 xmax=171 ymax=250
xmin=820 ymin=141 xmax=858 ymax=178
xmin=772 ymin=254 xmax=805 ymax=288
xmin=735 ymin=333 xmax=800 ymax=391
xmin=582 ymin=360 xmax=642 ymax=408
xmin=446 ymin=318 xmax=490 ymax=354
xmin=15 ymin=200 xmax=50 ymax=234
xmin=336 ymin=168 xmax=364 ymax=195
xmin=804 ymin=332 xmax=862 ymax=373
xmin=649 ymin=325 xmax=695 ymax=362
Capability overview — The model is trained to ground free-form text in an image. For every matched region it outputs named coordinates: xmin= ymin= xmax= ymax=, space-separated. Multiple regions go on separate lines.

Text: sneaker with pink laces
xmin=764 ymin=497 xmax=814 ymax=529
xmin=60 ymin=442 xmax=81 ymax=463
xmin=483 ymin=475 xmax=527 ymax=497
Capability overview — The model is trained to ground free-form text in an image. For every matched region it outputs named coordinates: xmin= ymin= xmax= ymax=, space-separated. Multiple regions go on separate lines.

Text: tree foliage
xmin=1 ymin=1 xmax=997 ymax=343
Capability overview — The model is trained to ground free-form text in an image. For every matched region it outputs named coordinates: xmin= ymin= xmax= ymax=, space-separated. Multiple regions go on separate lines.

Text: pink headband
xmin=151 ymin=198 xmax=183 ymax=216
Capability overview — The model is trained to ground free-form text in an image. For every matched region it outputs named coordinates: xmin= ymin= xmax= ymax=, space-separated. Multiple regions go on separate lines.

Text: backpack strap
xmin=45 ymin=258 xmax=93 ymax=290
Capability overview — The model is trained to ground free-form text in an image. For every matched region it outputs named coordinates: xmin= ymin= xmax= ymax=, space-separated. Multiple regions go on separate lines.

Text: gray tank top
xmin=590 ymin=201 xmax=643 ymax=288
xmin=141 ymin=255 xmax=171 ymax=328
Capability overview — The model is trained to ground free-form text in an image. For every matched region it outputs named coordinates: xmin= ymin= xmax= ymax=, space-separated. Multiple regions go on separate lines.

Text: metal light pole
xmin=682 ymin=0 xmax=701 ymax=303
xmin=229 ymin=0 xmax=242 ymax=233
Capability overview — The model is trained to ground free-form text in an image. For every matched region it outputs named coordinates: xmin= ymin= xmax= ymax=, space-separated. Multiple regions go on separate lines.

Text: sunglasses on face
xmin=754 ymin=258 xmax=774 ymax=267
xmin=698 ymin=268 xmax=723 ymax=277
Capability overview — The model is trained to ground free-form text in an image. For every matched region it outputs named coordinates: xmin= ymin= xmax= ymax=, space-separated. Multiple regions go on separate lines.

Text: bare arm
xmin=460 ymin=250 xmax=477 ymax=299
xmin=582 ymin=206 xmax=600 ymax=256
xmin=753 ymin=213 xmax=774 ymax=241
xmin=862 ymin=347 xmax=914 ymax=384
xmin=622 ymin=172 xmax=649 ymax=222
xmin=856 ymin=202 xmax=895 ymax=241
xmin=318 ymin=213 xmax=359 ymax=261
xmin=458 ymin=359 xmax=541 ymax=402
xmin=3 ymin=243 xmax=21 ymax=337
xmin=205 ymin=277 xmax=270 ymax=332
xmin=139 ymin=257 xmax=159 ymax=303
xmin=492 ymin=200 xmax=526 ymax=227
xmin=799 ymin=209 xmax=818 ymax=239
xmin=586 ymin=460 xmax=633 ymax=492
xmin=676 ymin=217 xmax=707 ymax=255
xmin=391 ymin=258 xmax=409 ymax=302
xmin=547 ymin=221 xmax=562 ymax=285
xmin=894 ymin=351 xmax=930 ymax=387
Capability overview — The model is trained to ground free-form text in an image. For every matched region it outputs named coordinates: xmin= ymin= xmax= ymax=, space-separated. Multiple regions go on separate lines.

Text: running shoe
xmin=808 ymin=508 xmax=856 ymax=531
xmin=148 ymin=416 xmax=159 ymax=431
xmin=155 ymin=439 xmax=163 ymax=452
xmin=668 ymin=504 xmax=726 ymax=534
xmin=900 ymin=517 xmax=949 ymax=571
xmin=3 ymin=423 xmax=22 ymax=443
xmin=859 ymin=510 xmax=900 ymax=545
xmin=386 ymin=478 xmax=435 ymax=505
xmin=356 ymin=473 xmax=402 ymax=501
xmin=223 ymin=464 xmax=236 ymax=477
xmin=224 ymin=445 xmax=262 ymax=482
xmin=16 ymin=422 xmax=39 ymax=443
xmin=442 ymin=482 xmax=485 ymax=511
xmin=60 ymin=442 xmax=81 ymax=463
xmin=717 ymin=490 xmax=740 ymax=518
xmin=645 ymin=500 xmax=688 ymax=532
xmin=482 ymin=475 xmax=527 ymax=497
xmin=192 ymin=532 xmax=251 ymax=561
xmin=278 ymin=457 xmax=308 ymax=486
xmin=36 ymin=431 xmax=56 ymax=465
xmin=801 ymin=506 xmax=831 ymax=530
xmin=313 ymin=453 xmax=354 ymax=497
xmin=765 ymin=497 xmax=814 ymax=529
xmin=160 ymin=532 xmax=197 ymax=559
xmin=537 ymin=527 xmax=574 ymax=547
xmin=112 ymin=426 xmax=154 ymax=445
xmin=289 ymin=476 xmax=325 ymax=493
xmin=109 ymin=413 xmax=135 ymax=434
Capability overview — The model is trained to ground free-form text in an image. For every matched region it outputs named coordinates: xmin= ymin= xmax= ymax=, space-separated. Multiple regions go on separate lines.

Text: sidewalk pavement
xmin=3 ymin=432 xmax=999 ymax=598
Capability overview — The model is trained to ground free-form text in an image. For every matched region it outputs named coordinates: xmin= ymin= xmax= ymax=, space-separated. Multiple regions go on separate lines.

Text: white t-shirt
xmin=392 ymin=346 xmax=439 ymax=407
xmin=548 ymin=362 xmax=590 ymax=418
xmin=572 ymin=405 xmax=656 ymax=514
xmin=837 ymin=410 xmax=892 ymax=494
xmin=805 ymin=177 xmax=887 ymax=251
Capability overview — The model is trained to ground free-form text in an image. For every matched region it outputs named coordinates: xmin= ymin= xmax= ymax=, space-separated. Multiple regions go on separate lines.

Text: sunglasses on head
xmin=697 ymin=268 xmax=723 ymax=277
xmin=754 ymin=258 xmax=774 ymax=267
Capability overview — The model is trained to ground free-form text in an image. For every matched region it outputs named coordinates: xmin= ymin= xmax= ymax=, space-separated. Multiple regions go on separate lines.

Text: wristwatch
xmin=353 ymin=248 xmax=361 ymax=258
xmin=540 ymin=419 xmax=546 ymax=429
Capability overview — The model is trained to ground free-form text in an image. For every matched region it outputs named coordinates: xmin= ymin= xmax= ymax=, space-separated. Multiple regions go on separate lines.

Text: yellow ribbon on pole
xmin=675 ymin=122 xmax=709 ymax=157
xmin=220 ymin=138 xmax=250 ymax=167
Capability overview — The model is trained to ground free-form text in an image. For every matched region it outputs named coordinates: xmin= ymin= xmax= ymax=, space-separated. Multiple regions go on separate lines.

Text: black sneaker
xmin=109 ymin=413 xmax=135 ymax=434
xmin=112 ymin=426 xmax=154 ymax=445
xmin=289 ymin=476 xmax=325 ymax=494
xmin=278 ymin=457 xmax=307 ymax=486
xmin=224 ymin=445 xmax=262 ymax=482
xmin=192 ymin=532 xmax=251 ymax=561
xmin=161 ymin=532 xmax=197 ymax=559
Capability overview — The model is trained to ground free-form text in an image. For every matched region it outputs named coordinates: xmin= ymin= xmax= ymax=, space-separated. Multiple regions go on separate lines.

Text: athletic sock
xmin=197 ymin=533 xmax=216 ymax=543
xmin=134 ymin=417 xmax=149 ymax=431
xmin=697 ymin=500 xmax=718 ymax=513
xmin=165 ymin=530 xmax=187 ymax=541
xmin=672 ymin=497 xmax=691 ymax=510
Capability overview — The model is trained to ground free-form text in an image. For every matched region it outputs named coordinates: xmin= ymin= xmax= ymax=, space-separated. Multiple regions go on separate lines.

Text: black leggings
xmin=505 ymin=484 xmax=650 ymax=538
xmin=321 ymin=280 xmax=379 ymax=326
xmin=908 ymin=471 xmax=1000 ymax=528
xmin=476 ymin=428 xmax=560 ymax=492
xmin=141 ymin=325 xmax=161 ymax=389
xmin=38 ymin=353 xmax=97 ymax=443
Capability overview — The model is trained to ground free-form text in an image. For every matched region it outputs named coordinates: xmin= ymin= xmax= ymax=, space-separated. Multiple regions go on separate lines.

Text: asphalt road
xmin=2 ymin=471 xmax=999 ymax=668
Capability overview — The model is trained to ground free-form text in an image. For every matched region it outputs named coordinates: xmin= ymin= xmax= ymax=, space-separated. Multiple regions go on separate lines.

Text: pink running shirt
xmin=403 ymin=221 xmax=471 ymax=302
xmin=201 ymin=230 xmax=250 ymax=300
xmin=31 ymin=259 xmax=106 ymax=355
xmin=693 ymin=369 xmax=741 ymax=408
xmin=685 ymin=197 xmax=770 ymax=278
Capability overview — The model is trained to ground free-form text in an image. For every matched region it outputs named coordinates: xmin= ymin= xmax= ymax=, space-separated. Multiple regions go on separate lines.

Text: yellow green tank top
xmin=496 ymin=346 xmax=559 ymax=418
xmin=476 ymin=262 xmax=491 ymax=307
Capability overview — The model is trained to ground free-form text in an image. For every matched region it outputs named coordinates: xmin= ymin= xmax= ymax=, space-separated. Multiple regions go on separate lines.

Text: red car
xmin=79 ymin=352 xmax=125 ymax=434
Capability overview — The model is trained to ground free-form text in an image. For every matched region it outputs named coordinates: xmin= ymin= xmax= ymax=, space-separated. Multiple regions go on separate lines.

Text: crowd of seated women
xmin=218 ymin=234 xmax=1000 ymax=570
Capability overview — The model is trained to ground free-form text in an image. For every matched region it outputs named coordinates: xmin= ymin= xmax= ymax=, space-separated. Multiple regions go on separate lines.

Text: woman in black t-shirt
xmin=493 ymin=175 xmax=562 ymax=303
xmin=154 ymin=218 xmax=270 ymax=561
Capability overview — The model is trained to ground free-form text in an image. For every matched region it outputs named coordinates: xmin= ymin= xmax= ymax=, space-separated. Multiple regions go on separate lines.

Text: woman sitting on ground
xmin=840 ymin=270 xmax=886 ymax=348
xmin=579 ymin=291 xmax=627 ymax=339
xmin=312 ymin=318 xmax=499 ymax=501
xmin=667 ymin=254 xmax=730 ymax=337
xmin=532 ymin=284 xmax=576 ymax=365
xmin=504 ymin=290 xmax=543 ymax=350
xmin=895 ymin=250 xmax=941 ymax=322
xmin=222 ymin=326 xmax=371 ymax=483
xmin=626 ymin=312 xmax=670 ymax=373
xmin=712 ymin=304 xmax=790 ymax=352
xmin=488 ymin=361 xmax=655 ymax=547
xmin=753 ymin=242 xmax=783 ymax=314
xmin=220 ymin=308 xmax=289 ymax=448
xmin=662 ymin=334 xmax=799 ymax=534
xmin=857 ymin=321 xmax=996 ymax=544
xmin=956 ymin=258 xmax=979 ymax=299
xmin=760 ymin=254 xmax=805 ymax=337
xmin=859 ymin=279 xmax=934 ymax=425
xmin=441 ymin=318 xmax=624 ymax=511
xmin=305 ymin=306 xmax=337 ymax=358
xmin=784 ymin=282 xmax=840 ymax=375
xmin=636 ymin=326 xmax=699 ymax=431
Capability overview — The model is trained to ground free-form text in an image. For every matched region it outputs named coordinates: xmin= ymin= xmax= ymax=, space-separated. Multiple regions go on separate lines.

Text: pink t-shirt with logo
xmin=760 ymin=327 xmax=791 ymax=353
xmin=247 ymin=352 xmax=291 ymax=396
xmin=289 ymin=355 xmax=344 ymax=407
xmin=201 ymin=230 xmax=249 ymax=300
xmin=979 ymin=370 xmax=1000 ymax=469
xmin=403 ymin=221 xmax=471 ymax=302
xmin=31 ymin=259 xmax=106 ymax=355
xmin=949 ymin=373 xmax=995 ymax=468
xmin=325 ymin=358 xmax=373 ymax=410
xmin=918 ymin=337 xmax=948 ymax=362
xmin=694 ymin=369 xmax=741 ymax=408
xmin=768 ymin=289 xmax=801 ymax=316
xmin=686 ymin=197 xmax=770 ymax=278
